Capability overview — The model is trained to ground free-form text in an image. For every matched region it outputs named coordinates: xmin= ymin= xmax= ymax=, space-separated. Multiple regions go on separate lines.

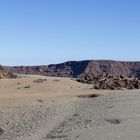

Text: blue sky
xmin=0 ymin=0 xmax=140 ymax=66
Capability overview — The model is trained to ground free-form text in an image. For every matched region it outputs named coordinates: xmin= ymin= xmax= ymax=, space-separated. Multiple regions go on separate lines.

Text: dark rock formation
xmin=5 ymin=60 xmax=140 ymax=78
xmin=6 ymin=60 xmax=90 ymax=78
xmin=84 ymin=60 xmax=140 ymax=78
xmin=78 ymin=73 xmax=140 ymax=90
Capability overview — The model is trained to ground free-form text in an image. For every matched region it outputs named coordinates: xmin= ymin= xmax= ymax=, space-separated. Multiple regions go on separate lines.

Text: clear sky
xmin=0 ymin=0 xmax=140 ymax=66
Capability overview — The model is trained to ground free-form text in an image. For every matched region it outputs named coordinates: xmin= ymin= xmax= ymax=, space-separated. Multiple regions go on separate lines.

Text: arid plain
xmin=0 ymin=75 xmax=140 ymax=140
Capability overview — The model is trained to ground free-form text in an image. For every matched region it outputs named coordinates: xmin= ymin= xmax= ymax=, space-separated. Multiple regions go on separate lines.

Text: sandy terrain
xmin=0 ymin=75 xmax=140 ymax=140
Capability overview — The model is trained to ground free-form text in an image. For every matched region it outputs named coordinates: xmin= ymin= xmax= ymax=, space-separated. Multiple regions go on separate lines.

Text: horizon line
xmin=3 ymin=59 xmax=140 ymax=67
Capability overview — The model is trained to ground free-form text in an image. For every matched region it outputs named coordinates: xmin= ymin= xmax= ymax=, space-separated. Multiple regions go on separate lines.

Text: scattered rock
xmin=105 ymin=118 xmax=121 ymax=125
xmin=78 ymin=73 xmax=140 ymax=90
xmin=24 ymin=85 xmax=31 ymax=89
xmin=78 ymin=94 xmax=100 ymax=98
xmin=52 ymin=79 xmax=60 ymax=82
xmin=17 ymin=82 xmax=21 ymax=85
xmin=33 ymin=79 xmax=47 ymax=83
xmin=37 ymin=99 xmax=44 ymax=103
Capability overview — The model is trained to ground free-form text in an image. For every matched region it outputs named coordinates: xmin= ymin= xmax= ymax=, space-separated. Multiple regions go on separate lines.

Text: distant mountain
xmin=6 ymin=61 xmax=90 ymax=78
xmin=5 ymin=60 xmax=140 ymax=78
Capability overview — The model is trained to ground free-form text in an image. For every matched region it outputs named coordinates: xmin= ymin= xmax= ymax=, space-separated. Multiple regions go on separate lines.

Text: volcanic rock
xmin=6 ymin=60 xmax=140 ymax=78
xmin=78 ymin=73 xmax=140 ymax=90
xmin=0 ymin=65 xmax=17 ymax=79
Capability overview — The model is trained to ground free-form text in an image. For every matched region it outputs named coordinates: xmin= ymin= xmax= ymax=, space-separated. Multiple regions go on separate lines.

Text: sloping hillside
xmin=84 ymin=60 xmax=140 ymax=77
xmin=6 ymin=61 xmax=90 ymax=78
xmin=5 ymin=60 xmax=140 ymax=78
xmin=0 ymin=65 xmax=16 ymax=79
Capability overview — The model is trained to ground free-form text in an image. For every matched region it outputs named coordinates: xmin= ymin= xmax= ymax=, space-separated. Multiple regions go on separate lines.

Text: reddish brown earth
xmin=0 ymin=65 xmax=16 ymax=79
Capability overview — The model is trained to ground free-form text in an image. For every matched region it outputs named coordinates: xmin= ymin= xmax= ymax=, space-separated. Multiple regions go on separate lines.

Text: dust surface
xmin=0 ymin=76 xmax=140 ymax=140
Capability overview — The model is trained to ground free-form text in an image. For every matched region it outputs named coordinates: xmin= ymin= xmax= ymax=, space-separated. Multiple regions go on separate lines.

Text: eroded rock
xmin=78 ymin=73 xmax=140 ymax=90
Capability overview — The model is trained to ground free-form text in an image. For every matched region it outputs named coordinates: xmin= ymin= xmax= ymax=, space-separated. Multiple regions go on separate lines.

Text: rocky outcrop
xmin=78 ymin=73 xmax=140 ymax=90
xmin=84 ymin=60 xmax=140 ymax=77
xmin=5 ymin=60 xmax=140 ymax=78
xmin=0 ymin=65 xmax=17 ymax=79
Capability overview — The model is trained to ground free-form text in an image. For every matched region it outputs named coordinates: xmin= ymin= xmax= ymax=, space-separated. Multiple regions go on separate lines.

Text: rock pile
xmin=77 ymin=73 xmax=140 ymax=90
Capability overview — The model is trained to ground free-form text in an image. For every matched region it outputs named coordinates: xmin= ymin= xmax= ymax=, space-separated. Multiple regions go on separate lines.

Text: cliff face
xmin=0 ymin=65 xmax=17 ymax=79
xmin=84 ymin=60 xmax=140 ymax=77
xmin=5 ymin=60 xmax=140 ymax=78
xmin=6 ymin=61 xmax=90 ymax=78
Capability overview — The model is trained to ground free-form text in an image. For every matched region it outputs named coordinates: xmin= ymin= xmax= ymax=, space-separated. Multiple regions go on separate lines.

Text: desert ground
xmin=0 ymin=75 xmax=140 ymax=140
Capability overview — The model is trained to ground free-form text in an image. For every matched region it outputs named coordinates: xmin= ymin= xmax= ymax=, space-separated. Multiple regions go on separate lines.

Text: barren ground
xmin=0 ymin=75 xmax=140 ymax=140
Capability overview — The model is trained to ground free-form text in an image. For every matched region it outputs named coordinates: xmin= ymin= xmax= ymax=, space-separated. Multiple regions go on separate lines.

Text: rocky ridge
xmin=0 ymin=65 xmax=16 ymax=79
xmin=5 ymin=60 xmax=140 ymax=78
